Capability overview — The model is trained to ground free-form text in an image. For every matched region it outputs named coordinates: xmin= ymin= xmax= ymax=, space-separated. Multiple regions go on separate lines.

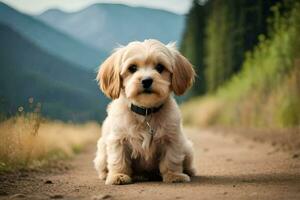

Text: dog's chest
xmin=129 ymin=140 xmax=161 ymax=172
xmin=126 ymin=128 xmax=163 ymax=171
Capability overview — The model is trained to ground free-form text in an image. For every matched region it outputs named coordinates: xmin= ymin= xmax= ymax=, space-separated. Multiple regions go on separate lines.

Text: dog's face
xmin=97 ymin=39 xmax=195 ymax=107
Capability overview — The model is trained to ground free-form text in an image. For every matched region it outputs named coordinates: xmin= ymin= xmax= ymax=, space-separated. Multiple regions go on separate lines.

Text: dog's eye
xmin=155 ymin=64 xmax=165 ymax=73
xmin=128 ymin=65 xmax=138 ymax=73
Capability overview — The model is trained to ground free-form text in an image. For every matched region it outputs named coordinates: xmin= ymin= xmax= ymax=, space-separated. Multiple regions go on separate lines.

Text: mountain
xmin=0 ymin=2 xmax=107 ymax=70
xmin=37 ymin=3 xmax=185 ymax=52
xmin=0 ymin=23 xmax=108 ymax=122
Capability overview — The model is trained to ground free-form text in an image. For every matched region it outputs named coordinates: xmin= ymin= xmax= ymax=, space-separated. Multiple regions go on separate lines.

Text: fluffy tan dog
xmin=94 ymin=39 xmax=196 ymax=185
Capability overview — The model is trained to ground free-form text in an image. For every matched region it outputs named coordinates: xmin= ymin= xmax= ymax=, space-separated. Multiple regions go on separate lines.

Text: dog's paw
xmin=105 ymin=173 xmax=132 ymax=185
xmin=98 ymin=172 xmax=107 ymax=180
xmin=184 ymin=167 xmax=196 ymax=177
xmin=162 ymin=172 xmax=191 ymax=183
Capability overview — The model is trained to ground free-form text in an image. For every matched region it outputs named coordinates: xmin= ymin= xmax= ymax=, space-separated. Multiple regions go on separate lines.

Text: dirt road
xmin=1 ymin=128 xmax=299 ymax=200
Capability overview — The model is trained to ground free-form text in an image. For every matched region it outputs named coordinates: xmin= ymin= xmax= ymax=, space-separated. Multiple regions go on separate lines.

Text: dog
xmin=94 ymin=39 xmax=196 ymax=185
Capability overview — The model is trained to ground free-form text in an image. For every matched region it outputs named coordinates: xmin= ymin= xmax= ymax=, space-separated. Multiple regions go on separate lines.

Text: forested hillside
xmin=182 ymin=0 xmax=300 ymax=128
xmin=181 ymin=0 xmax=281 ymax=95
xmin=0 ymin=24 xmax=108 ymax=122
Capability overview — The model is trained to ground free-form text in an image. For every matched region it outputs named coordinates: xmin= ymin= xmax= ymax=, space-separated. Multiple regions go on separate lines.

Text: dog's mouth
xmin=142 ymin=89 xmax=153 ymax=94
xmin=135 ymin=88 xmax=160 ymax=96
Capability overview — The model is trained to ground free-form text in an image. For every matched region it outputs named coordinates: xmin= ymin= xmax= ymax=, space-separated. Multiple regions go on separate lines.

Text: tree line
xmin=180 ymin=0 xmax=283 ymax=95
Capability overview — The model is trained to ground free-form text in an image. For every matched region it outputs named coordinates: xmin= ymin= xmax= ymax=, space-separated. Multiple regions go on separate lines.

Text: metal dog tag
xmin=146 ymin=121 xmax=155 ymax=146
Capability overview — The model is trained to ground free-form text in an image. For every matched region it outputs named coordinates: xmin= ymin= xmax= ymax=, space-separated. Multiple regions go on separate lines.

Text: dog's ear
xmin=167 ymin=43 xmax=195 ymax=96
xmin=96 ymin=50 xmax=123 ymax=99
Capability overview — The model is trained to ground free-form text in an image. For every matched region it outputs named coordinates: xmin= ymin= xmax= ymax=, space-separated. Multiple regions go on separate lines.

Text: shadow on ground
xmin=190 ymin=173 xmax=300 ymax=185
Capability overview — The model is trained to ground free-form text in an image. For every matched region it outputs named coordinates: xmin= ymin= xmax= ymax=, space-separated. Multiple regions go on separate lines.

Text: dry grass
xmin=181 ymin=96 xmax=224 ymax=127
xmin=0 ymin=114 xmax=100 ymax=171
xmin=181 ymin=63 xmax=300 ymax=128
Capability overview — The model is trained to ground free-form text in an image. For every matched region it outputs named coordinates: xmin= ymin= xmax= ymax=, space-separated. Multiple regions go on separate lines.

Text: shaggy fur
xmin=94 ymin=39 xmax=196 ymax=185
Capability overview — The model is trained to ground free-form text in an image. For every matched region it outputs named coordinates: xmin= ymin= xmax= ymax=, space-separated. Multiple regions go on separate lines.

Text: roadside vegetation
xmin=181 ymin=1 xmax=300 ymax=128
xmin=0 ymin=108 xmax=99 ymax=172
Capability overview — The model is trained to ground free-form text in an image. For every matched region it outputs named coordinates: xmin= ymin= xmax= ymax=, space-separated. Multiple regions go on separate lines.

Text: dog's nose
xmin=141 ymin=77 xmax=153 ymax=89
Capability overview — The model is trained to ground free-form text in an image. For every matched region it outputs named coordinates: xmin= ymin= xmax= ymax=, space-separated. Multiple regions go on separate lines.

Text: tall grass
xmin=182 ymin=2 xmax=300 ymax=128
xmin=0 ymin=113 xmax=100 ymax=172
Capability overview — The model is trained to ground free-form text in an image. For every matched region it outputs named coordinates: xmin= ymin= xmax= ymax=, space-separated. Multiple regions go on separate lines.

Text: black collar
xmin=130 ymin=104 xmax=163 ymax=116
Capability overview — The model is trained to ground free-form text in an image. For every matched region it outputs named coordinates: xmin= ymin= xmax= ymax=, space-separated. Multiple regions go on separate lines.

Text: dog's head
xmin=96 ymin=39 xmax=195 ymax=107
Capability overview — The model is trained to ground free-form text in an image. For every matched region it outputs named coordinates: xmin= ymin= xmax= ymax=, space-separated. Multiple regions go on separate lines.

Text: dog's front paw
xmin=184 ymin=167 xmax=196 ymax=177
xmin=98 ymin=172 xmax=107 ymax=180
xmin=162 ymin=172 xmax=191 ymax=183
xmin=105 ymin=173 xmax=132 ymax=185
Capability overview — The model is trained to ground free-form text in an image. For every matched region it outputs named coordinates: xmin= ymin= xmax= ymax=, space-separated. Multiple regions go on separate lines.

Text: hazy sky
xmin=1 ymin=0 xmax=193 ymax=14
